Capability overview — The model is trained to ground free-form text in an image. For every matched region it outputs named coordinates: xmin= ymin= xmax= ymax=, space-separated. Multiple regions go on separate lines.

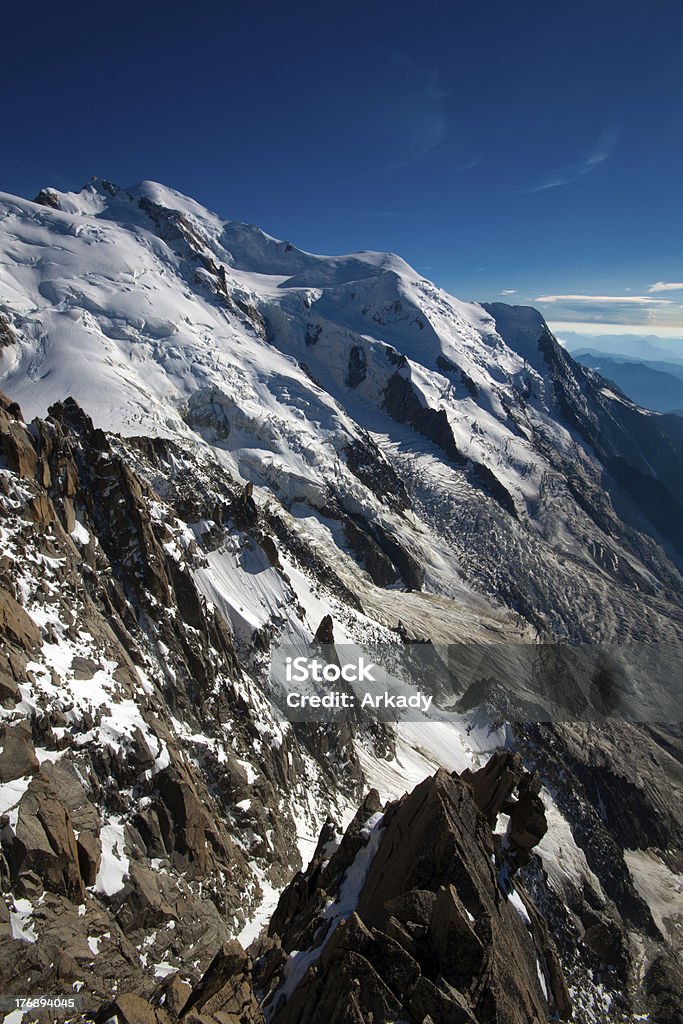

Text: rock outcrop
xmin=2 ymin=175 xmax=683 ymax=1024
xmin=0 ymin=392 xmax=366 ymax=1010
xmin=255 ymin=766 xmax=571 ymax=1024
xmin=462 ymin=750 xmax=547 ymax=869
xmin=180 ymin=941 xmax=264 ymax=1023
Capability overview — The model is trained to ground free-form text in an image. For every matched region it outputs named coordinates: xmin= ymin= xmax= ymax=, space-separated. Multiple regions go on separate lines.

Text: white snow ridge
xmin=0 ymin=177 xmax=681 ymax=1024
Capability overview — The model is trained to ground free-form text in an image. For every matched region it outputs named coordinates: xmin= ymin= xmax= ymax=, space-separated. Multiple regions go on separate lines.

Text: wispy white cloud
xmin=423 ymin=67 xmax=450 ymax=102
xmin=355 ymin=210 xmax=407 ymax=220
xmin=501 ymin=288 xmax=517 ymax=295
xmin=535 ymin=292 xmax=683 ymax=330
xmin=649 ymin=281 xmax=683 ymax=292
xmin=374 ymin=57 xmax=448 ymax=173
xmin=452 ymin=154 xmax=482 ymax=173
xmin=536 ymin=294 xmax=672 ymax=305
xmin=380 ymin=109 xmax=446 ymax=172
xmin=524 ymin=127 xmax=619 ymax=193
xmin=547 ymin=321 xmax=683 ymax=339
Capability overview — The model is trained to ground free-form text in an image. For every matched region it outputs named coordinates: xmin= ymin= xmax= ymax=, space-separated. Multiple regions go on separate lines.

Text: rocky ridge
xmin=0 ymin=391 xmax=682 ymax=1021
xmin=84 ymin=754 xmax=683 ymax=1024
xmin=0 ymin=176 xmax=682 ymax=1023
xmin=84 ymin=764 xmax=570 ymax=1024
xmin=0 ymin=390 xmax=379 ymax=1009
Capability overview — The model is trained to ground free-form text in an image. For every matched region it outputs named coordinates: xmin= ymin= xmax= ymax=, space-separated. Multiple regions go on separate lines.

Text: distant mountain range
xmin=571 ymin=349 xmax=683 ymax=415
xmin=560 ymin=330 xmax=683 ymax=364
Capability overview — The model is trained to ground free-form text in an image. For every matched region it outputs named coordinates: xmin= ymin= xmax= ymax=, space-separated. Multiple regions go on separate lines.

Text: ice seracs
xmin=1 ymin=178 xmax=682 ymax=1022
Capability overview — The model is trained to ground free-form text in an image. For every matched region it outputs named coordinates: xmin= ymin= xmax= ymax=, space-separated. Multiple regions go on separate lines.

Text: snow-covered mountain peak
xmin=0 ymin=177 xmax=524 ymax=440
xmin=1 ymin=177 xmax=682 ymax=642
xmin=1 ymin=176 xmax=683 ymax=1022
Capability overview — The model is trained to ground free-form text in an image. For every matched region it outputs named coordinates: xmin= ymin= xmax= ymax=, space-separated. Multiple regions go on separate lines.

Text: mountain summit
xmin=1 ymin=178 xmax=681 ymax=641
xmin=0 ymin=179 xmax=682 ymax=1022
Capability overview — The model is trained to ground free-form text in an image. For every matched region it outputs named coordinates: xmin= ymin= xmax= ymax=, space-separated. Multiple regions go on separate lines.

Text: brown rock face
xmin=96 ymin=991 xmax=171 ymax=1024
xmin=0 ymin=392 xmax=279 ymax=1008
xmin=0 ymin=414 xmax=38 ymax=479
xmin=461 ymin=749 xmax=525 ymax=825
xmin=155 ymin=763 xmax=238 ymax=877
xmin=0 ymin=719 xmax=39 ymax=782
xmin=76 ymin=830 xmax=102 ymax=887
xmin=180 ymin=940 xmax=264 ymax=1023
xmin=462 ymin=750 xmax=547 ymax=869
xmin=157 ymin=975 xmax=192 ymax=1016
xmin=5 ymin=772 xmax=85 ymax=901
xmin=0 ymin=584 xmax=42 ymax=656
xmin=507 ymin=786 xmax=548 ymax=867
xmin=259 ymin=765 xmax=570 ymax=1024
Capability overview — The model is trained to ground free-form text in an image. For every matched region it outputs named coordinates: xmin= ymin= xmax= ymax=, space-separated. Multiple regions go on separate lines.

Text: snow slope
xmin=1 ymin=180 xmax=682 ymax=1022
xmin=2 ymin=178 xmax=681 ymax=646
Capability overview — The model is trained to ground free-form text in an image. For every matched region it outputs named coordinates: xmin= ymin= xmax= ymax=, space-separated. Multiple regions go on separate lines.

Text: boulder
xmin=158 ymin=974 xmax=192 ymax=1016
xmin=6 ymin=772 xmax=85 ymax=901
xmin=507 ymin=788 xmax=548 ymax=866
xmin=0 ymin=719 xmax=39 ymax=782
xmin=181 ymin=940 xmax=263 ymax=1023
xmin=71 ymin=655 xmax=101 ymax=679
xmin=123 ymin=861 xmax=177 ymax=928
xmin=96 ymin=992 xmax=166 ymax=1024
xmin=0 ymin=586 xmax=42 ymax=655
xmin=76 ymin=831 xmax=102 ymax=887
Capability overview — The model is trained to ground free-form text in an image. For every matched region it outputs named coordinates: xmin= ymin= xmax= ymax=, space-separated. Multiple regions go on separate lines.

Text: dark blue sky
xmin=4 ymin=0 xmax=682 ymax=336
